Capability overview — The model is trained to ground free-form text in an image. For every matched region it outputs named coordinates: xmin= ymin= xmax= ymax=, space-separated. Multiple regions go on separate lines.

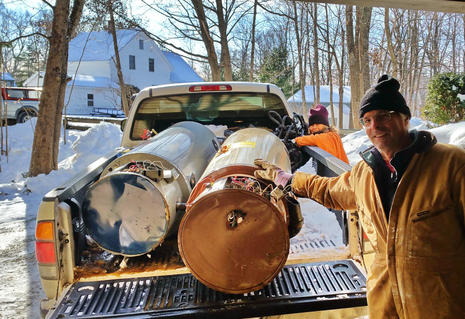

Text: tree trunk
xmin=108 ymin=0 xmax=129 ymax=116
xmin=249 ymin=0 xmax=258 ymax=82
xmin=215 ymin=0 xmax=232 ymax=80
xmin=407 ymin=11 xmax=419 ymax=113
xmin=345 ymin=6 xmax=359 ymax=129
xmin=292 ymin=1 xmax=306 ymax=116
xmin=358 ymin=6 xmax=372 ymax=95
xmin=338 ymin=22 xmax=346 ymax=130
xmin=324 ymin=4 xmax=335 ymax=127
xmin=192 ymin=0 xmax=220 ymax=81
xmin=345 ymin=5 xmax=371 ymax=129
xmin=29 ymin=0 xmax=84 ymax=176
xmin=451 ymin=15 xmax=457 ymax=72
xmin=312 ymin=2 xmax=320 ymax=105
xmin=384 ymin=8 xmax=399 ymax=78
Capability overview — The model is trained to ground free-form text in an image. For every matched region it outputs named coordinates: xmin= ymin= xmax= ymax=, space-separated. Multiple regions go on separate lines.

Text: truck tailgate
xmin=47 ymin=259 xmax=366 ymax=319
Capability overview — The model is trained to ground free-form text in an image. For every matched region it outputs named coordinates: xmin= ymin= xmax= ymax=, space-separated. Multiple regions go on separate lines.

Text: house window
xmin=139 ymin=39 xmax=144 ymax=50
xmin=87 ymin=93 xmax=94 ymax=107
xmin=149 ymin=58 xmax=154 ymax=72
xmin=129 ymin=55 xmax=136 ymax=70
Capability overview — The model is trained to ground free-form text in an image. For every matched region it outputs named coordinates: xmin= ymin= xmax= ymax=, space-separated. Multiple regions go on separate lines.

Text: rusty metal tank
xmin=82 ymin=121 xmax=220 ymax=256
xmin=178 ymin=127 xmax=293 ymax=294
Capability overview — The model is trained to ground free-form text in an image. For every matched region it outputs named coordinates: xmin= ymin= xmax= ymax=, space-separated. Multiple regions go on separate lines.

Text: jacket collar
xmin=359 ymin=130 xmax=437 ymax=167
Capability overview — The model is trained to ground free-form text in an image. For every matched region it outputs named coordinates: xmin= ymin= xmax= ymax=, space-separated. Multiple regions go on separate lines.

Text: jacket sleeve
xmin=291 ymin=170 xmax=357 ymax=211
xmin=294 ymin=134 xmax=319 ymax=147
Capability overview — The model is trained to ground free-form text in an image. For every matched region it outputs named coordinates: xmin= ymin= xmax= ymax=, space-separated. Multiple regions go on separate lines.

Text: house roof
xmin=0 ymin=72 xmax=15 ymax=81
xmin=68 ymin=29 xmax=139 ymax=62
xmin=162 ymin=51 xmax=203 ymax=83
xmin=288 ymin=85 xmax=351 ymax=104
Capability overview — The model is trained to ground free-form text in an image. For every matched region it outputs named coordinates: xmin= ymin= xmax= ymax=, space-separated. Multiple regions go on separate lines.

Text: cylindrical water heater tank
xmin=178 ymin=128 xmax=295 ymax=294
xmin=82 ymin=121 xmax=220 ymax=256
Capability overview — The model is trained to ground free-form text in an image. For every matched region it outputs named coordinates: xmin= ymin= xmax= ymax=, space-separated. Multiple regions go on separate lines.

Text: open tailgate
xmin=47 ymin=259 xmax=366 ymax=319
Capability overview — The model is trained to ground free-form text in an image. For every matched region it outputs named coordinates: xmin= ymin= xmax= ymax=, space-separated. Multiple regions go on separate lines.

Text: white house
xmin=24 ymin=29 xmax=203 ymax=116
xmin=288 ymin=85 xmax=351 ymax=129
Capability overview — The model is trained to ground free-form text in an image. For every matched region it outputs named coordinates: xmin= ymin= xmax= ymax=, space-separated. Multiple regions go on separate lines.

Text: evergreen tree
xmin=423 ymin=72 xmax=465 ymax=124
xmin=258 ymin=45 xmax=296 ymax=97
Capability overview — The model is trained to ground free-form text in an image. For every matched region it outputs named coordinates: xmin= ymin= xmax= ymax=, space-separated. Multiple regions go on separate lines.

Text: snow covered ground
xmin=0 ymin=120 xmax=122 ymax=319
xmin=0 ymin=117 xmax=464 ymax=318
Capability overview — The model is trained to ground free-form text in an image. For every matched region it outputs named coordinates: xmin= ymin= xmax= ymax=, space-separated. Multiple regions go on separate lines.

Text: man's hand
xmin=254 ymin=159 xmax=293 ymax=188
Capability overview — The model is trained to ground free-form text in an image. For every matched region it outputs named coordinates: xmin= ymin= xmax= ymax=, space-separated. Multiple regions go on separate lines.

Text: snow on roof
xmin=162 ymin=51 xmax=203 ymax=83
xmin=288 ymin=85 xmax=351 ymax=104
xmin=68 ymin=29 xmax=138 ymax=62
xmin=68 ymin=74 xmax=119 ymax=89
xmin=0 ymin=72 xmax=15 ymax=81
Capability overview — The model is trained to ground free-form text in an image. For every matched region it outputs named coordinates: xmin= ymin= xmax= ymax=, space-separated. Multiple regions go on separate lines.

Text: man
xmin=293 ymin=104 xmax=349 ymax=163
xmin=255 ymin=75 xmax=465 ymax=319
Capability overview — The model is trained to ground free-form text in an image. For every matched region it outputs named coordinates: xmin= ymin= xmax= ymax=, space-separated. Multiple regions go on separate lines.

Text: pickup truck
xmin=35 ymin=82 xmax=369 ymax=319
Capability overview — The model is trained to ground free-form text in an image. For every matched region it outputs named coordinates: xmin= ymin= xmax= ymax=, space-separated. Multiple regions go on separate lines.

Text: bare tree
xmin=315 ymin=4 xmax=347 ymax=128
xmin=384 ymin=8 xmax=399 ymax=78
xmin=426 ymin=12 xmax=444 ymax=75
xmin=249 ymin=0 xmax=258 ymax=81
xmin=107 ymin=0 xmax=130 ymax=116
xmin=215 ymin=0 xmax=232 ymax=80
xmin=345 ymin=5 xmax=371 ymax=129
xmin=345 ymin=6 xmax=360 ymax=129
xmin=290 ymin=1 xmax=307 ymax=115
xmin=323 ymin=4 xmax=335 ymax=127
xmin=0 ymin=5 xmax=50 ymax=84
xmin=29 ymin=0 xmax=85 ymax=176
xmin=191 ymin=0 xmax=221 ymax=80
xmin=312 ymin=2 xmax=320 ymax=106
xmin=358 ymin=7 xmax=372 ymax=94
xmin=140 ymin=0 xmax=251 ymax=81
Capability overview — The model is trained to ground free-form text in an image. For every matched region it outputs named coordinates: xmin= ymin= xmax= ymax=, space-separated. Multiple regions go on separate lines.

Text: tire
xmin=17 ymin=110 xmax=37 ymax=123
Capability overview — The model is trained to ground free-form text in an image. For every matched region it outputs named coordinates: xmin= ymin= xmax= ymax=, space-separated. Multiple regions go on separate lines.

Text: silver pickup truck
xmin=35 ymin=82 xmax=369 ymax=319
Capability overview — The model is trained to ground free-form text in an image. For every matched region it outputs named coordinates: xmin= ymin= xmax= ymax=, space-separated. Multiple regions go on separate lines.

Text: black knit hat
xmin=308 ymin=104 xmax=329 ymax=126
xmin=359 ymin=75 xmax=411 ymax=118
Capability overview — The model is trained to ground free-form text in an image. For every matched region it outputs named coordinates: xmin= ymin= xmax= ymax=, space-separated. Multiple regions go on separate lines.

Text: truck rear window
xmin=131 ymin=92 xmax=288 ymax=140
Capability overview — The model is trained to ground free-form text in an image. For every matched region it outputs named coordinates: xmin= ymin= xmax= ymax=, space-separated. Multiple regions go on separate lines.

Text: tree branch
xmin=41 ymin=0 xmax=54 ymax=9
xmin=0 ymin=32 xmax=49 ymax=47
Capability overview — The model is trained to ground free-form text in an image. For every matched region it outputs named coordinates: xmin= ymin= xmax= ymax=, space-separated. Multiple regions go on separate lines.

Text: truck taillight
xmin=189 ymin=84 xmax=232 ymax=92
xmin=36 ymin=221 xmax=56 ymax=264
xmin=36 ymin=242 xmax=56 ymax=263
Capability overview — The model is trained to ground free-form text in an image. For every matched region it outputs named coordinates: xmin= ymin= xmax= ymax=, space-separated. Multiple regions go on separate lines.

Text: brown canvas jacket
xmin=291 ymin=132 xmax=465 ymax=319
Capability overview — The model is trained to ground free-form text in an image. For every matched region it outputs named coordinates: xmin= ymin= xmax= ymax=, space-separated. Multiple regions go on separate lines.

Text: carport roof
xmin=300 ymin=0 xmax=465 ymax=14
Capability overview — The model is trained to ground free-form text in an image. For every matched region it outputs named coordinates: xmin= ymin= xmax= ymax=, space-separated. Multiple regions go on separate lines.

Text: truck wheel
xmin=17 ymin=110 xmax=37 ymax=123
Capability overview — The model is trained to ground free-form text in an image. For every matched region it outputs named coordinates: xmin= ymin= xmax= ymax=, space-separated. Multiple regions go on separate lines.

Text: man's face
xmin=361 ymin=109 xmax=410 ymax=159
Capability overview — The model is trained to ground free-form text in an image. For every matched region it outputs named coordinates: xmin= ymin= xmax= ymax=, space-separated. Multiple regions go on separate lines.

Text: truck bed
xmin=47 ymin=259 xmax=366 ymax=319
